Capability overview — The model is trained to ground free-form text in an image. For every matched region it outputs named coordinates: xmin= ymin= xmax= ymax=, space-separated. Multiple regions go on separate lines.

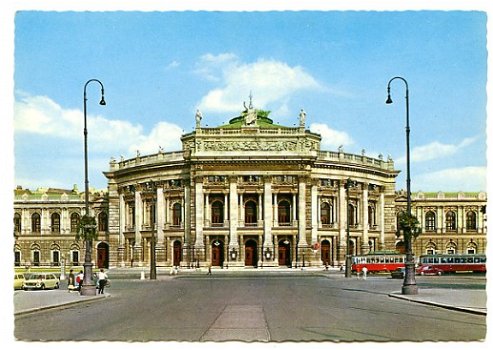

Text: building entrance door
xmin=245 ymin=240 xmax=257 ymax=267
xmin=211 ymin=240 xmax=224 ymax=267
xmin=97 ymin=242 xmax=109 ymax=268
xmin=173 ymin=241 xmax=182 ymax=267
xmin=278 ymin=240 xmax=291 ymax=266
xmin=321 ymin=240 xmax=331 ymax=266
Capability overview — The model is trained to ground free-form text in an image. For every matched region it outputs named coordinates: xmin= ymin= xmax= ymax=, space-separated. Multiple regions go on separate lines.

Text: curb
xmin=388 ymin=293 xmax=487 ymax=316
xmin=15 ymin=294 xmax=110 ymax=316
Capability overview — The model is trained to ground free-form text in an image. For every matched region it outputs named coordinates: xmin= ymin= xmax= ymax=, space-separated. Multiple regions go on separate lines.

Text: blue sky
xmin=11 ymin=9 xmax=488 ymax=193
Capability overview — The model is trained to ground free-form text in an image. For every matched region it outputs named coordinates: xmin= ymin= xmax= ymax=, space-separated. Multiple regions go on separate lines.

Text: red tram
xmin=418 ymin=254 xmax=486 ymax=273
xmin=351 ymin=252 xmax=405 ymax=273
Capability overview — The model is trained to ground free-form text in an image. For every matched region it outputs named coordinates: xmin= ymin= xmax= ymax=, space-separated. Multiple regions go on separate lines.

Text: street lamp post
xmin=386 ymin=76 xmax=418 ymax=295
xmin=80 ymin=79 xmax=105 ymax=296
xmin=345 ymin=178 xmax=356 ymax=278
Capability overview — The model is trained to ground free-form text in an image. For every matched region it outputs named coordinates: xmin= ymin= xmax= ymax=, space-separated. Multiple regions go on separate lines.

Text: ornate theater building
xmin=13 ymin=104 xmax=487 ymax=269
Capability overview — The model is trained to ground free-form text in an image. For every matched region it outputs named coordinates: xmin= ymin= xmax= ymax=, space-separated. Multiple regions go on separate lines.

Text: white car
xmin=23 ymin=272 xmax=60 ymax=290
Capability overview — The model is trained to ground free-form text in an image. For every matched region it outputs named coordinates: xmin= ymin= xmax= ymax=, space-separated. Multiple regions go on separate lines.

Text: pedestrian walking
xmin=207 ymin=264 xmax=212 ymax=275
xmin=362 ymin=266 xmax=368 ymax=280
xmin=67 ymin=269 xmax=75 ymax=292
xmin=97 ymin=268 xmax=108 ymax=294
xmin=76 ymin=270 xmax=84 ymax=292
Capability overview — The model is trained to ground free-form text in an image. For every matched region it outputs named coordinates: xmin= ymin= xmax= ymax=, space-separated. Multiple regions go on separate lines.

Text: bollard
xmin=140 ymin=271 xmax=145 ymax=280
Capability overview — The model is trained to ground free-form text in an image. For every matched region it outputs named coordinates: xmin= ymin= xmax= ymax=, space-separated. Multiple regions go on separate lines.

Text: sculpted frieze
xmin=200 ymin=139 xmax=315 ymax=152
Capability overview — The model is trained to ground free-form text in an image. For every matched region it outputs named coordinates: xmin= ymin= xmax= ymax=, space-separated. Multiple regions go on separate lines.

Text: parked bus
xmin=351 ymin=252 xmax=406 ymax=273
xmin=418 ymin=254 xmax=486 ymax=273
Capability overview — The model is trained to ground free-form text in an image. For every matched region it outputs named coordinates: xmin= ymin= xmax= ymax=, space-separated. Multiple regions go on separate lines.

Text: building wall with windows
xmin=13 ymin=186 xmax=110 ymax=269
xmin=103 ymin=107 xmax=399 ymax=268
xmin=13 ymin=107 xmax=487 ymax=269
xmin=395 ymin=191 xmax=487 ymax=256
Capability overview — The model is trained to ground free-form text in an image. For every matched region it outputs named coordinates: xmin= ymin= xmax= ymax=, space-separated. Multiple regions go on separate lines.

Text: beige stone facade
xmin=396 ymin=191 xmax=487 ymax=257
xmin=13 ymin=109 xmax=487 ymax=269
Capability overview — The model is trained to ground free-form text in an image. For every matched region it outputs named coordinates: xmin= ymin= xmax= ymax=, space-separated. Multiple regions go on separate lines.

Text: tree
xmin=76 ymin=214 xmax=98 ymax=241
xmin=396 ymin=211 xmax=422 ymax=240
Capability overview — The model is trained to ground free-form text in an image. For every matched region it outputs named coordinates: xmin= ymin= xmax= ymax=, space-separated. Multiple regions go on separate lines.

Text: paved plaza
xmin=14 ymin=270 xmax=487 ymax=342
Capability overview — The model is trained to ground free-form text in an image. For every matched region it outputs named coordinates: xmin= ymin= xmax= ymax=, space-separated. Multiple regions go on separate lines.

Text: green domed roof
xmin=219 ymin=109 xmax=287 ymax=129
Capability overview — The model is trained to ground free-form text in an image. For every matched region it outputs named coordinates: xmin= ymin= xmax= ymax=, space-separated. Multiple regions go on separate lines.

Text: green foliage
xmin=396 ymin=211 xmax=422 ymax=239
xmin=256 ymin=109 xmax=271 ymax=118
xmin=76 ymin=215 xmax=98 ymax=241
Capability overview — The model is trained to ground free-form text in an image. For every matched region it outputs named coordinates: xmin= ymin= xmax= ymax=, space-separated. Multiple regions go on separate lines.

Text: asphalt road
xmin=14 ymin=273 xmax=486 ymax=342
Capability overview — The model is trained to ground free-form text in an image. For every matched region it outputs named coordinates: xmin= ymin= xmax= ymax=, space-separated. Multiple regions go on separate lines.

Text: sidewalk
xmin=14 ymin=289 xmax=108 ymax=316
xmin=389 ymin=288 xmax=487 ymax=315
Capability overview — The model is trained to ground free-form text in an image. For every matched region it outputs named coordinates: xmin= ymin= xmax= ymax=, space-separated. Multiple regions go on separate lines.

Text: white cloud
xmin=129 ymin=121 xmax=183 ymax=155
xmin=195 ymin=54 xmax=322 ymax=113
xmin=310 ymin=122 xmax=354 ymax=149
xmin=396 ymin=137 xmax=478 ymax=164
xmin=165 ymin=60 xmax=180 ymax=70
xmin=14 ymin=94 xmax=183 ymax=156
xmin=413 ymin=166 xmax=487 ymax=192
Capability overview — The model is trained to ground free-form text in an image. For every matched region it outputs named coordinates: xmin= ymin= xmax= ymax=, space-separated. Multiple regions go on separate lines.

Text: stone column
xmin=134 ymin=188 xmax=143 ymax=266
xmin=118 ymin=191 xmax=126 ymax=267
xmin=379 ymin=191 xmax=385 ymax=250
xmin=41 ymin=208 xmax=48 ymax=235
xmin=204 ymin=192 xmax=210 ymax=228
xmin=298 ymin=178 xmax=308 ymax=247
xmin=21 ymin=208 xmax=29 ymax=235
xmin=311 ymin=183 xmax=319 ymax=244
xmin=239 ymin=193 xmax=244 ymax=227
xmin=338 ymin=182 xmax=347 ymax=264
xmin=361 ymin=183 xmax=370 ymax=254
xmin=224 ymin=192 xmax=229 ymax=226
xmin=229 ymin=178 xmax=240 ymax=267
xmin=229 ymin=178 xmax=238 ymax=247
xmin=273 ymin=193 xmax=278 ymax=227
xmin=263 ymin=177 xmax=273 ymax=248
xmin=156 ymin=187 xmax=166 ymax=263
xmin=195 ymin=179 xmax=204 ymax=248
xmin=292 ymin=193 xmax=298 ymax=226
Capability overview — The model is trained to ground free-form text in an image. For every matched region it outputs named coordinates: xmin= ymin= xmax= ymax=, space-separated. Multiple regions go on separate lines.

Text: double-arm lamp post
xmin=386 ymin=76 xmax=418 ymax=295
xmin=80 ymin=79 xmax=106 ymax=296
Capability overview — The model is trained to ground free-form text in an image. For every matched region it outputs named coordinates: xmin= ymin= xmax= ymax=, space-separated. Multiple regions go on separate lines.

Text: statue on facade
xmin=195 ymin=109 xmax=202 ymax=129
xmin=299 ymin=109 xmax=306 ymax=128
xmin=243 ymin=92 xmax=257 ymax=126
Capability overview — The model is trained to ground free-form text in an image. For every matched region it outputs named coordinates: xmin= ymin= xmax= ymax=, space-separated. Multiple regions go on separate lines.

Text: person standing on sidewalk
xmin=76 ymin=270 xmax=84 ymax=292
xmin=67 ymin=269 xmax=75 ymax=292
xmin=97 ymin=268 xmax=108 ymax=294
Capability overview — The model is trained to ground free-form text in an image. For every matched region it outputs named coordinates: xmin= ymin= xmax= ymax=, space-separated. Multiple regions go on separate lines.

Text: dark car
xmin=391 ymin=267 xmax=405 ymax=279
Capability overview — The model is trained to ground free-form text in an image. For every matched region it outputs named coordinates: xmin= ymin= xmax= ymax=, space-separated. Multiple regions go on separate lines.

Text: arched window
xmin=321 ymin=202 xmax=333 ymax=225
xmin=31 ymin=213 xmax=41 ymax=233
xmin=70 ymin=213 xmax=80 ymax=233
xmin=211 ymin=201 xmax=224 ymax=226
xmin=446 ymin=211 xmax=457 ymax=231
xmin=446 ymin=241 xmax=457 ymax=254
xmin=425 ymin=211 xmax=436 ymax=231
xmin=245 ymin=201 xmax=257 ymax=225
xmin=466 ymin=242 xmax=477 ymax=254
xmin=466 ymin=211 xmax=477 ymax=230
xmin=348 ymin=203 xmax=357 ymax=226
xmin=172 ymin=202 xmax=182 ymax=226
xmin=368 ymin=204 xmax=376 ymax=227
xmin=278 ymin=200 xmax=291 ymax=225
xmin=14 ymin=213 xmax=21 ymax=234
xmin=51 ymin=213 xmax=61 ymax=233
xmin=98 ymin=212 xmax=108 ymax=232
xmin=425 ymin=241 xmax=437 ymax=255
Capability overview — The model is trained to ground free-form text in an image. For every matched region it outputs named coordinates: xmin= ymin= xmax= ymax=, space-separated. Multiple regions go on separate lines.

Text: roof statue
xmin=243 ymin=92 xmax=257 ymax=126
xmin=195 ymin=109 xmax=203 ymax=129
xmin=299 ymin=109 xmax=306 ymax=128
